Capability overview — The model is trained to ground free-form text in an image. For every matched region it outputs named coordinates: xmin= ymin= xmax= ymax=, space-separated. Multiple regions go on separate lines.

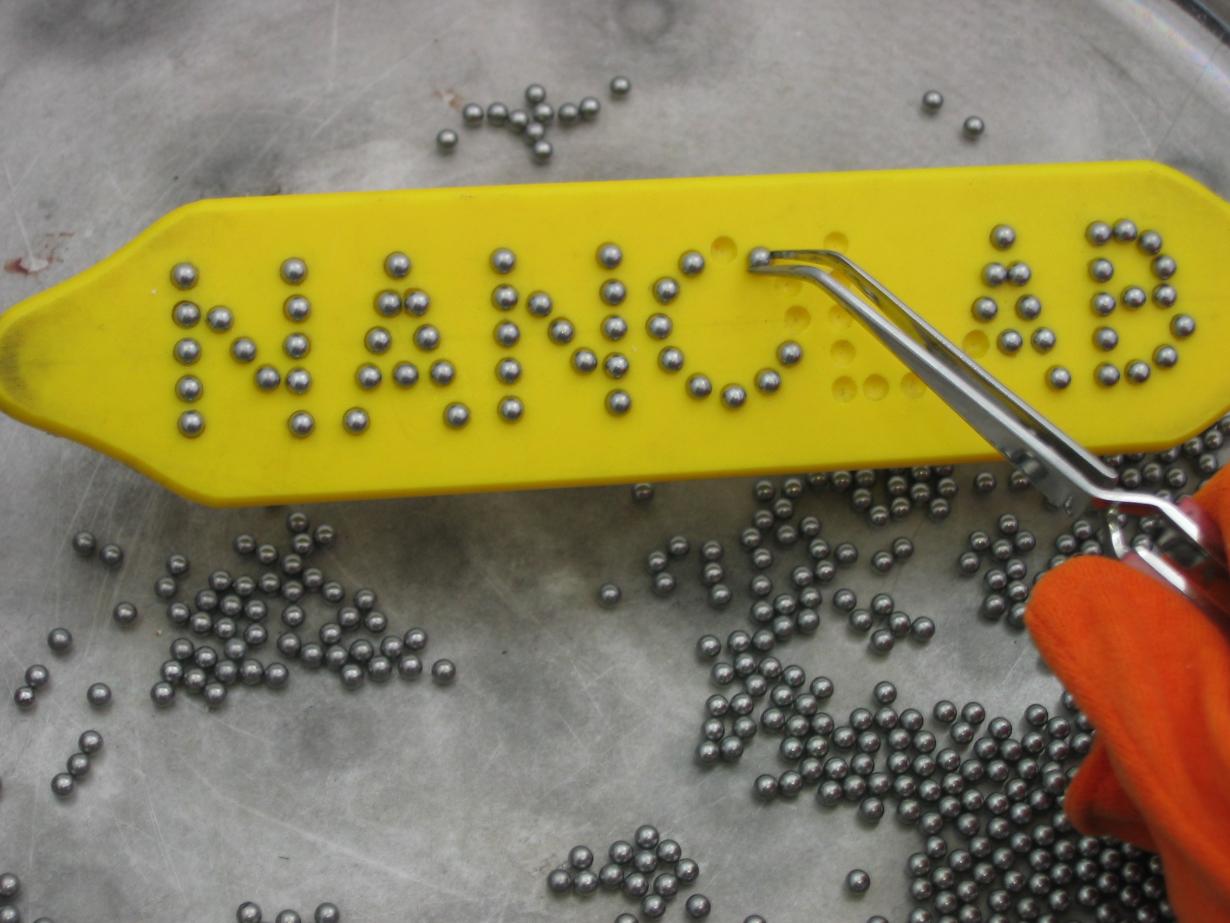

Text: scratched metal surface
xmin=0 ymin=2 xmax=1228 ymax=921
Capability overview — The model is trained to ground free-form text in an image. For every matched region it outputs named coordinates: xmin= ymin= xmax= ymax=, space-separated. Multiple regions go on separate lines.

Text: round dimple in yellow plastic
xmin=0 ymin=161 xmax=1226 ymax=507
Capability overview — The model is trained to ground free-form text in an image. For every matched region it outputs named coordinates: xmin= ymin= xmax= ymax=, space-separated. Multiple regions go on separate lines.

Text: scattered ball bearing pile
xmin=235 ymin=900 xmax=341 ymax=922
xmin=546 ymin=826 xmax=720 ymax=919
xmin=437 ymin=76 xmax=631 ymax=164
xmin=51 ymin=729 xmax=103 ymax=799
xmin=143 ymin=512 xmax=453 ymax=708
xmin=12 ymin=662 xmax=50 ymax=710
xmin=609 ymin=467 xmax=1191 ymax=921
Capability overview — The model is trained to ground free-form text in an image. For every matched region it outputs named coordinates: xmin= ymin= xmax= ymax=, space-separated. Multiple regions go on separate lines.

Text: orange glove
xmin=1027 ymin=466 xmax=1230 ymax=922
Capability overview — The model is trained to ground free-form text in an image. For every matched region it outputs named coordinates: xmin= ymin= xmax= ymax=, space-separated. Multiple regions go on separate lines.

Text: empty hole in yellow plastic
xmin=901 ymin=372 xmax=926 ymax=398
xmin=831 ymin=340 xmax=856 ymax=366
xmin=832 ymin=376 xmax=856 ymax=402
xmin=785 ymin=304 xmax=811 ymax=330
xmin=863 ymin=373 xmax=889 ymax=400
xmin=828 ymin=304 xmax=852 ymax=329
xmin=823 ymin=231 xmax=849 ymax=252
xmin=711 ymin=236 xmax=737 ymax=263
xmin=962 ymin=330 xmax=990 ymax=358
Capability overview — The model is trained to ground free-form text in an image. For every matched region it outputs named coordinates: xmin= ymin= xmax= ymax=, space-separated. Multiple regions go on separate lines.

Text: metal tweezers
xmin=751 ymin=249 xmax=1230 ymax=618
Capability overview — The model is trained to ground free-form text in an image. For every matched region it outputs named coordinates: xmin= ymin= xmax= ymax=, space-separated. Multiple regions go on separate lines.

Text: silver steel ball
xmin=173 ymin=337 xmax=201 ymax=364
xmin=397 ymin=654 xmax=423 ymax=678
xmin=171 ymin=261 xmax=198 ymax=290
xmin=47 ymin=627 xmax=72 ymax=653
xmin=506 ymin=109 xmax=529 ymax=132
xmin=313 ymin=904 xmax=339 ymax=923
xmin=1006 ymin=262 xmax=1031 ymax=286
xmin=776 ymin=340 xmax=803 ymax=365
xmin=658 ymin=346 xmax=684 ymax=372
xmin=151 ymin=681 xmax=176 ymax=707
xmin=275 ymin=912 xmax=302 ymax=923
xmin=571 ymin=348 xmax=598 ymax=373
xmin=113 ymin=601 xmax=138 ymax=625
xmin=1086 ymin=220 xmax=1112 ymax=245
xmin=596 ymin=242 xmax=623 ymax=269
xmin=175 ymin=374 xmax=203 ymax=402
xmin=605 ymin=389 xmax=632 ymax=415
xmin=645 ymin=313 xmax=672 ymax=339
xmin=846 ymin=868 xmax=871 ymax=893
xmin=435 ymin=128 xmax=458 ymax=151
xmin=755 ymin=369 xmax=782 ymax=393
xmin=548 ymin=318 xmax=575 ymax=344
xmin=1112 ymin=218 xmax=1138 ymax=242
xmin=982 ymin=262 xmax=1007 ymax=286
xmin=557 ymin=102 xmax=579 ymax=124
xmin=443 ymin=402 xmax=470 ymax=428
xmin=498 ymin=396 xmax=524 ymax=422
xmin=24 ymin=663 xmax=48 ymax=688
xmin=493 ymin=320 xmax=521 ymax=347
xmin=721 ymin=384 xmax=747 ymax=408
xmin=1138 ymin=229 xmax=1163 ymax=253
xmin=79 ymin=729 xmax=103 ymax=753
xmin=414 ymin=324 xmax=441 ymax=350
xmin=1030 ymin=327 xmax=1056 ymax=353
xmin=429 ymin=359 xmax=455 ymax=385
xmin=496 ymin=357 xmax=522 ymax=383
xmin=525 ymin=83 xmax=547 ymax=104
xmin=546 ymin=869 xmax=572 ymax=894
xmin=172 ymin=300 xmax=200 ymax=327
xmin=288 ymin=410 xmax=315 ymax=437
xmin=203 ymin=681 xmax=228 ymax=707
xmin=598 ymin=583 xmax=621 ymax=608
xmin=462 ymin=102 xmax=484 ymax=126
xmin=401 ymin=289 xmax=430 ymax=317
xmin=997 ymin=329 xmax=1023 ymax=354
xmin=205 ymin=310 xmax=237 ymax=341
xmin=1153 ymin=344 xmax=1178 ymax=368
xmin=342 ymin=407 xmax=370 ymax=434
xmin=51 ymin=771 xmax=75 ymax=797
xmin=431 ymin=658 xmax=456 ymax=684
xmin=922 ymin=89 xmax=944 ymax=112
xmin=1092 ymin=326 xmax=1119 ymax=351
xmin=962 ymin=115 xmax=985 ymax=138
xmin=747 ymin=246 xmax=771 ymax=268
xmin=602 ymin=314 xmax=629 ymax=341
xmin=1153 ymin=283 xmax=1177 ymax=307
xmin=1089 ymin=292 xmax=1116 ymax=317
xmin=579 ymin=96 xmax=601 ymax=119
xmin=285 ymin=368 xmax=311 ymax=393
xmin=600 ymin=279 xmax=627 ymax=305
xmin=384 ymin=250 xmax=411 ymax=278
xmin=264 ymin=662 xmax=290 ymax=688
xmin=1009 ymin=296 xmax=1041 ymax=324
xmin=530 ymin=139 xmax=553 ymax=163
xmin=1152 ymin=254 xmax=1177 ymax=279
xmin=1125 ymin=359 xmax=1151 ymax=384
xmin=364 ymin=326 xmax=391 ymax=354
xmin=72 ymin=530 xmax=97 ymax=557
xmin=686 ymin=373 xmax=712 ymax=398
xmin=283 ymin=332 xmax=310 ymax=359
xmin=610 ymin=75 xmax=631 ymax=96
xmin=971 ymin=297 xmax=998 ymax=321
xmin=13 ymin=685 xmax=35 ymax=708
xmin=0 ymin=874 xmax=18 ymax=899
xmin=653 ymin=276 xmax=680 ymax=305
xmin=678 ymin=250 xmax=706 ymax=278
xmin=1089 ymin=258 xmax=1114 ymax=282
xmin=355 ymin=363 xmax=382 ymax=389
xmin=490 ymin=247 xmax=516 ymax=274
xmin=178 ymin=411 xmax=205 ymax=438
xmin=990 ymin=223 xmax=1015 ymax=249
xmin=1170 ymin=313 xmax=1196 ymax=338
xmin=526 ymin=290 xmax=553 ymax=316
xmin=1095 ymin=362 xmax=1121 ymax=387
xmin=1121 ymin=285 xmax=1147 ymax=309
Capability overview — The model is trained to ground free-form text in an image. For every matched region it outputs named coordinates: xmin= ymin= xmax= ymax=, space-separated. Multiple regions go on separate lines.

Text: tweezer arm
xmin=750 ymin=249 xmax=1230 ymax=616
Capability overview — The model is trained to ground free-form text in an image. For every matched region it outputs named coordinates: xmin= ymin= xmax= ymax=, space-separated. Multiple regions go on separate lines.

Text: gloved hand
xmin=1027 ymin=465 xmax=1230 ymax=922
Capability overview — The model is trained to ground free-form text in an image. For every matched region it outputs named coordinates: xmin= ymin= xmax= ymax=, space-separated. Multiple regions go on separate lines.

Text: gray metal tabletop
xmin=1 ymin=1 xmax=1227 ymax=920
